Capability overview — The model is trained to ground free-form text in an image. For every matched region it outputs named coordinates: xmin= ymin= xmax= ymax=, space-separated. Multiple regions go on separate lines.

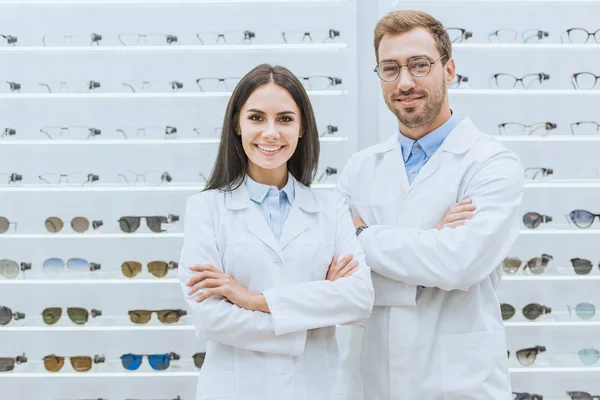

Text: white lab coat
xmin=337 ymin=117 xmax=524 ymax=400
xmin=179 ymin=177 xmax=374 ymax=400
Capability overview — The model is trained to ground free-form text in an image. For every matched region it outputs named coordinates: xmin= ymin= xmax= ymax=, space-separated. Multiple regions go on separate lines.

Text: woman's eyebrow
xmin=246 ymin=108 xmax=296 ymax=116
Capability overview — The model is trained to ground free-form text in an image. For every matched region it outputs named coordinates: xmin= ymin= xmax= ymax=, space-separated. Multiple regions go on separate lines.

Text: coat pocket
xmin=440 ymin=330 xmax=511 ymax=400
xmin=196 ymin=369 xmax=236 ymax=399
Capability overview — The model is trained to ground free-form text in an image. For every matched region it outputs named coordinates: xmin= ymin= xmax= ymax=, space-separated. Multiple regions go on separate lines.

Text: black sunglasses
xmin=568 ymin=209 xmax=600 ymax=229
xmin=501 ymin=303 xmax=551 ymax=321
xmin=523 ymin=212 xmax=552 ymax=229
xmin=118 ymin=214 xmax=179 ymax=233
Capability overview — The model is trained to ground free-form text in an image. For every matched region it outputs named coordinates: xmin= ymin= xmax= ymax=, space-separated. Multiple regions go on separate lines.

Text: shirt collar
xmin=245 ymin=173 xmax=295 ymax=205
xmin=398 ymin=111 xmax=460 ymax=161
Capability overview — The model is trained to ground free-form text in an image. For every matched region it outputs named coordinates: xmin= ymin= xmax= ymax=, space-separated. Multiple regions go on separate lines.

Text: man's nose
xmin=397 ymin=68 xmax=416 ymax=92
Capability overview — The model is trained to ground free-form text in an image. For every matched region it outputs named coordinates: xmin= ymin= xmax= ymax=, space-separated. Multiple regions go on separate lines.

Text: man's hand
xmin=436 ymin=199 xmax=476 ymax=230
xmin=352 ymin=216 xmax=366 ymax=229
xmin=187 ymin=264 xmax=269 ymax=313
xmin=326 ymin=254 xmax=358 ymax=281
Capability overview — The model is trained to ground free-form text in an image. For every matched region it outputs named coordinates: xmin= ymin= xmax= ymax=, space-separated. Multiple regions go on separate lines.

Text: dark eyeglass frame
xmin=513 ymin=392 xmax=543 ymax=400
xmin=120 ymin=352 xmax=180 ymax=371
xmin=568 ymin=391 xmax=600 ymax=400
xmin=570 ymin=258 xmax=600 ymax=275
xmin=121 ymin=260 xmax=179 ymax=278
xmin=374 ymin=55 xmax=448 ymax=82
xmin=196 ymin=30 xmax=255 ymax=44
xmin=523 ymin=212 xmax=552 ymax=229
xmin=500 ymin=303 xmax=551 ymax=321
xmin=0 ymin=354 xmax=27 ymax=372
xmin=0 ymin=306 xmax=25 ymax=325
xmin=491 ymin=73 xmax=550 ymax=89
xmin=0 ymin=259 xmax=31 ymax=279
xmin=117 ymin=33 xmax=177 ymax=46
xmin=501 ymin=254 xmax=553 ymax=275
xmin=524 ymin=167 xmax=554 ymax=180
xmin=507 ymin=345 xmax=546 ymax=366
xmin=0 ymin=34 xmax=18 ymax=45
xmin=446 ymin=27 xmax=473 ymax=43
xmin=571 ymin=72 xmax=600 ymax=90
xmin=0 ymin=173 xmax=23 ymax=185
xmin=298 ymin=76 xmax=342 ymax=90
xmin=128 ymin=309 xmax=187 ymax=324
xmin=1 ymin=80 xmax=21 ymax=92
xmin=117 ymin=214 xmax=179 ymax=233
xmin=281 ymin=29 xmax=340 ymax=44
xmin=193 ymin=352 xmax=205 ymax=369
xmin=0 ymin=216 xmax=18 ymax=234
xmin=568 ymin=209 xmax=600 ymax=229
xmin=562 ymin=28 xmax=600 ymax=44
xmin=41 ymin=307 xmax=102 ymax=325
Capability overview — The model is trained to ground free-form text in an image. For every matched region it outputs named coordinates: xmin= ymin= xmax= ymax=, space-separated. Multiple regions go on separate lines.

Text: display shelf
xmin=524 ymin=181 xmax=600 ymax=188
xmin=0 ymin=183 xmax=337 ymax=192
xmin=0 ymin=278 xmax=179 ymax=284
xmin=519 ymin=229 xmax=600 ymax=235
xmin=0 ymin=233 xmax=184 ymax=239
xmin=505 ymin=321 xmax=600 ymax=327
xmin=0 ymin=44 xmax=346 ymax=53
xmin=495 ymin=136 xmax=600 ymax=142
xmin=453 ymin=44 xmax=600 ymax=51
xmin=0 ymin=324 xmax=193 ymax=332
xmin=0 ymin=136 xmax=349 ymax=145
xmin=509 ymin=367 xmax=600 ymax=373
xmin=448 ymin=90 xmax=600 ymax=96
xmin=0 ymin=0 xmax=344 ymax=4
xmin=503 ymin=275 xmax=600 ymax=281
xmin=0 ymin=371 xmax=198 ymax=378
xmin=0 ymin=90 xmax=346 ymax=100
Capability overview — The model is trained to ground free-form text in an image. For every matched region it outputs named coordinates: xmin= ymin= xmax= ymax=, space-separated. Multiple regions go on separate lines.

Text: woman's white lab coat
xmin=179 ymin=177 xmax=374 ymax=400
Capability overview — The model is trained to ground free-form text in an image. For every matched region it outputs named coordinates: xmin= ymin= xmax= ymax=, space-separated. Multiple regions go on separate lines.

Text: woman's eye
xmin=249 ymin=115 xmax=263 ymax=121
xmin=279 ymin=116 xmax=293 ymax=123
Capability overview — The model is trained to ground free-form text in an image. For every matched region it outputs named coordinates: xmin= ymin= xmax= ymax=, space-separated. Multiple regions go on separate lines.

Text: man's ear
xmin=444 ymin=58 xmax=456 ymax=86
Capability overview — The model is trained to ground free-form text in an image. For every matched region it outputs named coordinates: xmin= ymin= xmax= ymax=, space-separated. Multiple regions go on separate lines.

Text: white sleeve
xmin=178 ymin=192 xmax=307 ymax=356
xmin=262 ymin=193 xmax=374 ymax=335
xmin=358 ymin=152 xmax=524 ymax=292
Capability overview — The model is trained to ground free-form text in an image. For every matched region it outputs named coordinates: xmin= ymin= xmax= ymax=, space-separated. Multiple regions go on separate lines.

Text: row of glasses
xmin=0 ymin=30 xmax=341 ymax=46
xmin=522 ymin=210 xmax=600 ymax=229
xmin=500 ymin=302 xmax=595 ymax=321
xmin=502 ymin=254 xmax=600 ymax=276
xmin=446 ymin=27 xmax=600 ymax=44
xmin=497 ymin=121 xmax=600 ymax=136
xmin=0 ymin=76 xmax=343 ymax=93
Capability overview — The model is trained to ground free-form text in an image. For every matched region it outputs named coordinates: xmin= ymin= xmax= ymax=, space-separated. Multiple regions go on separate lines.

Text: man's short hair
xmin=374 ymin=10 xmax=452 ymax=64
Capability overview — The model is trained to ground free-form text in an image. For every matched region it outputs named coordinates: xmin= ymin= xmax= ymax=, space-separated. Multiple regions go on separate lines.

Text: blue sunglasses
xmin=120 ymin=352 xmax=180 ymax=371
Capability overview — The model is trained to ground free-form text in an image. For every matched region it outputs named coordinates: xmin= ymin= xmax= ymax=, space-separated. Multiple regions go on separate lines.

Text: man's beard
xmin=387 ymin=81 xmax=446 ymax=129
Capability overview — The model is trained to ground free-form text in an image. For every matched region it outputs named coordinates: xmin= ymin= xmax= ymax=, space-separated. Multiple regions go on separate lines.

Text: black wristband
xmin=355 ymin=225 xmax=368 ymax=237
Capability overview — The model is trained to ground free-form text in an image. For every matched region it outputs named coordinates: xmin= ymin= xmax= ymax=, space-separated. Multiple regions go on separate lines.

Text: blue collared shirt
xmin=398 ymin=113 xmax=460 ymax=184
xmin=245 ymin=174 xmax=295 ymax=242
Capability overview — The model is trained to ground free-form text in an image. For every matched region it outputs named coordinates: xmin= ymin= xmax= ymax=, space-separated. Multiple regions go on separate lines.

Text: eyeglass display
xmin=42 ymin=307 xmax=102 ymax=325
xmin=120 ymin=352 xmax=180 ymax=371
xmin=40 ymin=126 xmax=102 ymax=140
xmin=299 ymin=76 xmax=342 ymax=90
xmin=374 ymin=55 xmax=447 ymax=81
xmin=43 ymin=354 xmax=105 ymax=372
xmin=523 ymin=212 xmax=552 ymax=229
xmin=0 ymin=173 xmax=22 ymax=185
xmin=513 ymin=393 xmax=543 ymax=400
xmin=2 ymin=127 xmax=16 ymax=138
xmin=316 ymin=166 xmax=338 ymax=182
xmin=446 ymin=27 xmax=472 ymax=43
xmin=0 ymin=34 xmax=18 ymax=46
xmin=567 ymin=302 xmax=596 ymax=320
xmin=193 ymin=352 xmax=205 ymax=369
xmin=500 ymin=303 xmax=552 ymax=321
xmin=193 ymin=127 xmax=222 ymax=137
xmin=501 ymin=254 xmax=553 ymax=275
xmin=0 ymin=354 xmax=27 ymax=372
xmin=570 ymin=258 xmax=600 ymax=275
xmin=571 ymin=121 xmax=600 ymax=135
xmin=196 ymin=30 xmax=255 ymax=45
xmin=488 ymin=29 xmax=549 ymax=43
xmin=1 ymin=80 xmax=21 ymax=93
xmin=0 ymin=216 xmax=17 ymax=233
xmin=490 ymin=73 xmax=550 ymax=89
xmin=320 ymin=125 xmax=339 ymax=137
xmin=571 ymin=72 xmax=600 ymax=90
xmin=128 ymin=309 xmax=187 ymax=324
xmin=577 ymin=348 xmax=600 ymax=366
xmin=524 ymin=168 xmax=553 ymax=181
xmin=497 ymin=122 xmax=557 ymax=136
xmin=41 ymin=33 xmax=102 ymax=46
xmin=42 ymin=258 xmax=101 ymax=275
xmin=568 ymin=391 xmax=600 ymax=400
xmin=568 ymin=209 xmax=600 ymax=229
xmin=449 ymin=74 xmax=468 ymax=89
xmin=196 ymin=77 xmax=241 ymax=92
xmin=508 ymin=345 xmax=546 ymax=366
xmin=117 ymin=33 xmax=177 ymax=46
xmin=117 ymin=214 xmax=179 ymax=233
xmin=0 ymin=306 xmax=25 ymax=325
xmin=0 ymin=260 xmax=31 ymax=279
xmin=117 ymin=126 xmax=177 ymax=139
xmin=38 ymin=80 xmax=101 ymax=93
xmin=122 ymin=80 xmax=184 ymax=93
xmin=39 ymin=173 xmax=99 ymax=186
xmin=118 ymin=171 xmax=173 ymax=186
xmin=281 ymin=29 xmax=340 ymax=44
xmin=561 ymin=28 xmax=600 ymax=44
xmin=121 ymin=261 xmax=178 ymax=278
xmin=44 ymin=217 xmax=103 ymax=233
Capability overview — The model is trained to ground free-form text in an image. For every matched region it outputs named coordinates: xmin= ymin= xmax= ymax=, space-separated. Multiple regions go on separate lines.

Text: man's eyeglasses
xmin=282 ymin=29 xmax=340 ymax=44
xmin=197 ymin=30 xmax=255 ymax=45
xmin=498 ymin=122 xmax=557 ymax=136
xmin=446 ymin=28 xmax=472 ymax=43
xmin=561 ymin=28 xmax=600 ymax=44
xmin=42 ymin=33 xmax=102 ymax=46
xmin=572 ymin=72 xmax=600 ymax=90
xmin=490 ymin=73 xmax=550 ymax=89
xmin=374 ymin=55 xmax=448 ymax=82
xmin=118 ymin=33 xmax=177 ymax=46
xmin=488 ymin=29 xmax=549 ymax=44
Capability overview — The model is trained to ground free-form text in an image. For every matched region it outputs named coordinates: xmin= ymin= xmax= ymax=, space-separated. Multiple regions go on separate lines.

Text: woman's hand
xmin=326 ymin=254 xmax=358 ymax=282
xmin=187 ymin=264 xmax=270 ymax=313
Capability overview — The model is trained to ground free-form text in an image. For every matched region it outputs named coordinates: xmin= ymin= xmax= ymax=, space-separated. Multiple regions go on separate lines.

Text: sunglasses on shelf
xmin=507 ymin=345 xmax=545 ymax=366
xmin=193 ymin=352 xmax=205 ymax=369
xmin=45 ymin=217 xmax=103 ymax=233
xmin=42 ymin=307 xmax=102 ymax=325
xmin=0 ymin=259 xmax=31 ymax=279
xmin=128 ymin=309 xmax=187 ymax=324
xmin=0 ymin=216 xmax=17 ymax=233
xmin=567 ymin=210 xmax=600 ymax=229
xmin=0 ymin=306 xmax=25 ymax=325
xmin=42 ymin=258 xmax=101 ymax=275
xmin=568 ymin=391 xmax=600 ymax=400
xmin=578 ymin=348 xmax=600 ymax=366
xmin=43 ymin=354 xmax=105 ymax=372
xmin=570 ymin=258 xmax=600 ymax=275
xmin=568 ymin=302 xmax=596 ymax=320
xmin=121 ymin=261 xmax=178 ymax=278
xmin=513 ymin=393 xmax=543 ymax=400
xmin=522 ymin=212 xmax=552 ymax=229
xmin=0 ymin=354 xmax=27 ymax=372
xmin=501 ymin=303 xmax=551 ymax=321
xmin=501 ymin=254 xmax=553 ymax=275
xmin=120 ymin=352 xmax=180 ymax=371
xmin=118 ymin=214 xmax=179 ymax=233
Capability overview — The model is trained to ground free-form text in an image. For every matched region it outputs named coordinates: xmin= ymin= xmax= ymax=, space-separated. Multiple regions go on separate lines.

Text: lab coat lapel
xmin=379 ymin=134 xmax=410 ymax=195
xmin=278 ymin=179 xmax=319 ymax=252
xmin=226 ymin=183 xmax=282 ymax=259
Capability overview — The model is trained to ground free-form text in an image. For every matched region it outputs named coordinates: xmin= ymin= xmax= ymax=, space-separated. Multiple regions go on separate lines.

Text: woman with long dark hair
xmin=178 ymin=64 xmax=373 ymax=400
